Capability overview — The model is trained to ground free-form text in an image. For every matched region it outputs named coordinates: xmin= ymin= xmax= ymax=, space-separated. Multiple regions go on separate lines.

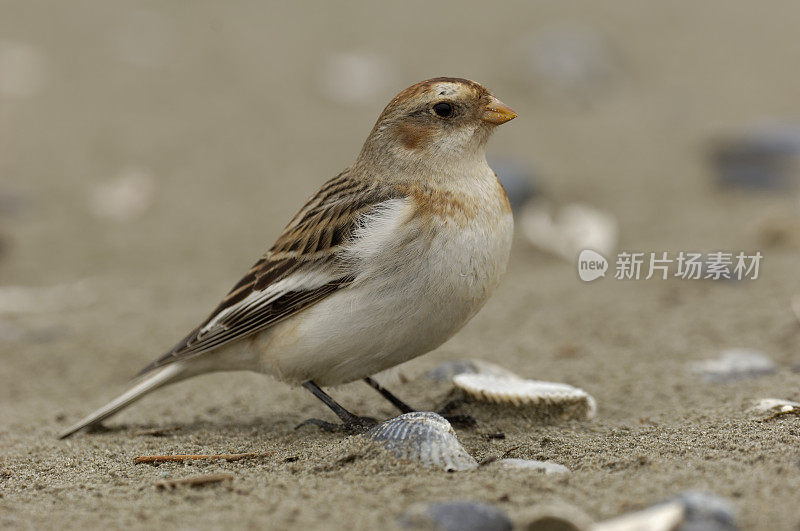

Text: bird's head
xmin=357 ymin=77 xmax=516 ymax=173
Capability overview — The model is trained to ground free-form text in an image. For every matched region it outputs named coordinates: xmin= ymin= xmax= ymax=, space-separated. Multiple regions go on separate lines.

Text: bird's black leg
xmin=296 ymin=381 xmax=377 ymax=433
xmin=362 ymin=377 xmax=476 ymax=428
xmin=363 ymin=377 xmax=414 ymax=413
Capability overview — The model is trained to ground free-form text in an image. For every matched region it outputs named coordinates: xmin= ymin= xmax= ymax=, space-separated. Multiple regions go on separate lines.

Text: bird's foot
xmin=436 ymin=397 xmax=477 ymax=428
xmin=295 ymin=415 xmax=378 ymax=434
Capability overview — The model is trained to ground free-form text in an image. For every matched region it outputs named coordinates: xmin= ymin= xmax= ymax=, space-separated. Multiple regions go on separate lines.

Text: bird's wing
xmin=137 ymin=172 xmax=401 ymax=376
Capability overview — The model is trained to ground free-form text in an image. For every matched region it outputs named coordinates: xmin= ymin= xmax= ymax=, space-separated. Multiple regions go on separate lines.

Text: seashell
xmin=426 ymin=359 xmax=522 ymax=383
xmin=484 ymin=458 xmax=570 ymax=475
xmin=750 ymin=398 xmax=800 ymax=414
xmin=398 ymin=501 xmax=512 ymax=531
xmin=366 ymin=412 xmax=478 ymax=472
xmin=520 ymin=201 xmax=618 ymax=262
xmin=690 ymin=349 xmax=776 ymax=382
xmin=593 ymin=491 xmax=736 ymax=531
xmin=454 ymin=374 xmax=597 ymax=420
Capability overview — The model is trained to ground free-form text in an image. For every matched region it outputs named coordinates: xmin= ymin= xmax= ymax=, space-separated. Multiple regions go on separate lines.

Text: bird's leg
xmin=362 ymin=377 xmax=476 ymax=428
xmin=363 ymin=377 xmax=414 ymax=413
xmin=296 ymin=381 xmax=377 ymax=433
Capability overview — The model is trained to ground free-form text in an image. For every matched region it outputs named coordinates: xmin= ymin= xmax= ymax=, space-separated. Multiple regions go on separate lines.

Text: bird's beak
xmin=481 ymin=97 xmax=518 ymax=125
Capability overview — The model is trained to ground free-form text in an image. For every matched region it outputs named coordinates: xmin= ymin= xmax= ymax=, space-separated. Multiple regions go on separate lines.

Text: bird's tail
xmin=58 ymin=363 xmax=186 ymax=439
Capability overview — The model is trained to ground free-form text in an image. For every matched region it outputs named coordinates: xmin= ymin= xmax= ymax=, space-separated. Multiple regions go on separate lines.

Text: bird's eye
xmin=432 ymin=102 xmax=452 ymax=117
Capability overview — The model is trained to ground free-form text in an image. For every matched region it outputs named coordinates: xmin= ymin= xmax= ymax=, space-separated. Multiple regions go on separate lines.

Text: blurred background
xmin=3 ymin=1 xmax=800 ymax=529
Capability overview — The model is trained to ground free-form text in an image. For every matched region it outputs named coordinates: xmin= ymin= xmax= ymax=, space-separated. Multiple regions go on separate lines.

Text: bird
xmin=59 ymin=77 xmax=517 ymax=438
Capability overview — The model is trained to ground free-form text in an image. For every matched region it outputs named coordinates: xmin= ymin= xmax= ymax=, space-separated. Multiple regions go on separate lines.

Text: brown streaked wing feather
xmin=136 ymin=172 xmax=401 ymax=376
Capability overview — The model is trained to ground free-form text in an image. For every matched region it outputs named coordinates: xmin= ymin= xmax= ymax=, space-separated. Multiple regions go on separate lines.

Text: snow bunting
xmin=60 ymin=77 xmax=517 ymax=438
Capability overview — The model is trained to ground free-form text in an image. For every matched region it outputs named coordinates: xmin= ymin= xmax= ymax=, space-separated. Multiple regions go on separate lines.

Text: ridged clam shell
xmin=366 ymin=412 xmax=478 ymax=472
xmin=453 ymin=374 xmax=597 ymax=419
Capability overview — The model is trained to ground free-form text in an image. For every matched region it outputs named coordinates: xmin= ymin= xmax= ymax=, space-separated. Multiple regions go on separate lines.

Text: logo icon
xmin=577 ymin=249 xmax=608 ymax=282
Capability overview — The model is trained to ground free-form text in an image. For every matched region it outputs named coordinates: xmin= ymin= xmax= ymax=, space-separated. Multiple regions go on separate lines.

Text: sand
xmin=2 ymin=1 xmax=800 ymax=529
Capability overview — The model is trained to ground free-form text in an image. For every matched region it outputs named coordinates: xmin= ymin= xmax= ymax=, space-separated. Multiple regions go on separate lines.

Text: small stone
xmin=399 ymin=501 xmax=512 ymax=531
xmin=711 ymin=123 xmax=800 ymax=190
xmin=690 ymin=349 xmax=776 ymax=382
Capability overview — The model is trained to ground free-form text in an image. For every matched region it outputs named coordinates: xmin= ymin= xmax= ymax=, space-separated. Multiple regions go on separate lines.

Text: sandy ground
xmin=3 ymin=1 xmax=800 ymax=529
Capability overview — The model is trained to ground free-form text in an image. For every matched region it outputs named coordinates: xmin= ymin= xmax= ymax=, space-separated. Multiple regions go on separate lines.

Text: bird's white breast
xmin=251 ymin=172 xmax=514 ymax=386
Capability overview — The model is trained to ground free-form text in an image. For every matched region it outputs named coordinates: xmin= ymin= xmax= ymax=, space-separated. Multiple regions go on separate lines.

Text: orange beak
xmin=481 ymin=96 xmax=518 ymax=125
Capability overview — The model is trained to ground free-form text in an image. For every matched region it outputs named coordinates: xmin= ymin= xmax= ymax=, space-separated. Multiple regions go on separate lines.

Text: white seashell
xmin=485 ymin=458 xmax=570 ymax=475
xmin=690 ymin=348 xmax=776 ymax=382
xmin=366 ymin=412 xmax=478 ymax=472
xmin=593 ymin=491 xmax=736 ymax=531
xmin=750 ymin=398 xmax=800 ymax=414
xmin=592 ymin=501 xmax=685 ymax=531
xmin=520 ymin=202 xmax=618 ymax=262
xmin=454 ymin=374 xmax=597 ymax=420
xmin=426 ymin=359 xmax=522 ymax=383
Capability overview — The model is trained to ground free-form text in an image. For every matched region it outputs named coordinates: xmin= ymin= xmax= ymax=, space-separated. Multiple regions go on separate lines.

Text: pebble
xmin=690 ymin=349 xmax=776 ymax=382
xmin=710 ymin=123 xmax=800 ymax=190
xmin=398 ymin=501 xmax=512 ymax=531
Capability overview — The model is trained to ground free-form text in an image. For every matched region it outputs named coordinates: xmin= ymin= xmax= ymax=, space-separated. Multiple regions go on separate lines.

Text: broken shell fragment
xmin=365 ymin=412 xmax=478 ymax=472
xmin=454 ymin=374 xmax=597 ymax=421
xmin=750 ymin=398 xmax=800 ymax=414
xmin=398 ymin=501 xmax=512 ymax=531
xmin=484 ymin=458 xmax=570 ymax=475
